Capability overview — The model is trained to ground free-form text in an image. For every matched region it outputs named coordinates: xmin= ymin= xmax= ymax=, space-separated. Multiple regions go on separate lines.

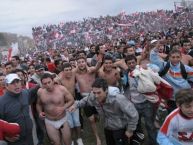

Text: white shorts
xmin=45 ymin=116 xmax=67 ymax=129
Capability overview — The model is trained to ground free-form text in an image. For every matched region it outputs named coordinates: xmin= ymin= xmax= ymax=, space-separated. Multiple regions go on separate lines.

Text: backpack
xmin=158 ymin=61 xmax=187 ymax=79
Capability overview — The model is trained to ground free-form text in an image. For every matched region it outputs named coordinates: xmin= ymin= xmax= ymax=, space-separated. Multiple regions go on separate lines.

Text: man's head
xmin=77 ymin=50 xmax=87 ymax=58
xmin=123 ymin=46 xmax=135 ymax=57
xmin=95 ymin=44 xmax=106 ymax=55
xmin=76 ymin=56 xmax=87 ymax=71
xmin=28 ymin=64 xmax=35 ymax=75
xmin=35 ymin=64 xmax=45 ymax=77
xmin=92 ymin=78 xmax=108 ymax=103
xmin=0 ymin=73 xmax=5 ymax=87
xmin=62 ymin=63 xmax=72 ymax=78
xmin=172 ymin=42 xmax=181 ymax=50
xmin=5 ymin=62 xmax=13 ymax=74
xmin=176 ymin=89 xmax=193 ymax=118
xmin=183 ymin=39 xmax=191 ymax=53
xmin=69 ymin=58 xmax=76 ymax=69
xmin=90 ymin=44 xmax=96 ymax=53
xmin=166 ymin=35 xmax=173 ymax=44
xmin=168 ymin=48 xmax=182 ymax=66
xmin=5 ymin=73 xmax=22 ymax=94
xmin=125 ymin=55 xmax=137 ymax=71
xmin=11 ymin=69 xmax=27 ymax=84
xmin=11 ymin=56 xmax=20 ymax=67
xmin=41 ymin=73 xmax=54 ymax=92
xmin=103 ymin=55 xmax=113 ymax=72
xmin=117 ymin=41 xmax=126 ymax=53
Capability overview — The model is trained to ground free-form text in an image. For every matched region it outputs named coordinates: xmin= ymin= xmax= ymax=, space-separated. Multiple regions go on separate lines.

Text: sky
xmin=0 ymin=0 xmax=176 ymax=37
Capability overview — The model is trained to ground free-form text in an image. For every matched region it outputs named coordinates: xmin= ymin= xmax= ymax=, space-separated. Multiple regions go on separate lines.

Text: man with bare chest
xmin=58 ymin=63 xmax=84 ymax=145
xmin=98 ymin=55 xmax=121 ymax=87
xmin=36 ymin=73 xmax=74 ymax=145
xmin=75 ymin=56 xmax=102 ymax=145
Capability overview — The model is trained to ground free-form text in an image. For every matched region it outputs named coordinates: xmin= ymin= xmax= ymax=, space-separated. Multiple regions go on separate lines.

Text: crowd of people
xmin=32 ymin=9 xmax=193 ymax=50
xmin=0 ymin=8 xmax=193 ymax=145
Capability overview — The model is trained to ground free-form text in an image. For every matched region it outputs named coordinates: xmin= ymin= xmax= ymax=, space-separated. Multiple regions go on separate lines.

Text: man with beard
xmin=75 ymin=56 xmax=102 ymax=145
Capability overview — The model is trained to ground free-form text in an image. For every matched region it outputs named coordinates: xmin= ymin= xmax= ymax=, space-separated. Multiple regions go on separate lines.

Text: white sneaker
xmin=71 ymin=141 xmax=74 ymax=145
xmin=77 ymin=138 xmax=84 ymax=145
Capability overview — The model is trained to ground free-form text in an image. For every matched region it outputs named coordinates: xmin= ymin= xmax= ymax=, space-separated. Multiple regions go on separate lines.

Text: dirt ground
xmin=44 ymin=114 xmax=149 ymax=145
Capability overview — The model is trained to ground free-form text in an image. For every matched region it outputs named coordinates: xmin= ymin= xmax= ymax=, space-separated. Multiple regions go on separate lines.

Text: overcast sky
xmin=0 ymin=0 xmax=176 ymax=37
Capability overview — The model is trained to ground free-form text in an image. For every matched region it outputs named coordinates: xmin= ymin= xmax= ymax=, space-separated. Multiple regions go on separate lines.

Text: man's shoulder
xmin=55 ymin=84 xmax=67 ymax=91
xmin=0 ymin=95 xmax=6 ymax=104
xmin=107 ymin=93 xmax=125 ymax=102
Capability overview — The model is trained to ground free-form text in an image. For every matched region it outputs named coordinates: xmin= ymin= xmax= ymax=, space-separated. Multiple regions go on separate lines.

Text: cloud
xmin=0 ymin=0 xmax=175 ymax=37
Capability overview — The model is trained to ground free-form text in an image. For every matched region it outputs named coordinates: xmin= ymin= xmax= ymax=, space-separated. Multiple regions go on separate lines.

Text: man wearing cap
xmin=30 ymin=64 xmax=45 ymax=85
xmin=0 ymin=73 xmax=40 ymax=145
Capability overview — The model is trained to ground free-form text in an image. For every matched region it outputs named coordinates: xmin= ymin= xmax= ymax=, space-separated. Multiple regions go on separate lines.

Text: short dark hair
xmin=125 ymin=55 xmax=137 ymax=63
xmin=62 ymin=62 xmax=72 ymax=70
xmin=69 ymin=58 xmax=76 ymax=62
xmin=11 ymin=69 xmax=26 ymax=75
xmin=90 ymin=44 xmax=95 ymax=48
xmin=41 ymin=73 xmax=53 ymax=82
xmin=172 ymin=42 xmax=180 ymax=48
xmin=0 ymin=72 xmax=4 ymax=77
xmin=120 ymin=41 xmax=126 ymax=46
xmin=104 ymin=55 xmax=113 ymax=62
xmin=92 ymin=78 xmax=108 ymax=91
xmin=176 ymin=89 xmax=193 ymax=106
xmin=77 ymin=50 xmax=86 ymax=56
xmin=5 ymin=61 xmax=13 ymax=67
xmin=12 ymin=56 xmax=20 ymax=61
xmin=76 ymin=56 xmax=86 ymax=61
xmin=182 ymin=39 xmax=190 ymax=44
xmin=54 ymin=59 xmax=62 ymax=66
xmin=45 ymin=57 xmax=51 ymax=62
xmin=29 ymin=64 xmax=35 ymax=68
xmin=95 ymin=43 xmax=103 ymax=54
xmin=169 ymin=48 xmax=181 ymax=57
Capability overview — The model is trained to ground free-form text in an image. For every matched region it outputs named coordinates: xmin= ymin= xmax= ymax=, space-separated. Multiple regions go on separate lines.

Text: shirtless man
xmin=58 ymin=63 xmax=84 ymax=145
xmin=98 ymin=55 xmax=120 ymax=87
xmin=36 ymin=73 xmax=74 ymax=145
xmin=75 ymin=56 xmax=102 ymax=145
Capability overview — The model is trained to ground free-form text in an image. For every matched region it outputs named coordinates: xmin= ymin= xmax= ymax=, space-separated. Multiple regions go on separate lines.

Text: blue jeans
xmin=134 ymin=101 xmax=157 ymax=145
xmin=67 ymin=108 xmax=81 ymax=128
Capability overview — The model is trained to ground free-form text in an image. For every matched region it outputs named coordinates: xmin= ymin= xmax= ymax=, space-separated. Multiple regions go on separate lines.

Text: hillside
xmin=0 ymin=32 xmax=35 ymax=55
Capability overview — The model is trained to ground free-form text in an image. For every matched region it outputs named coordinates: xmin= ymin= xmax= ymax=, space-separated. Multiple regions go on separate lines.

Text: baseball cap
xmin=150 ymin=39 xmax=158 ymax=44
xmin=35 ymin=64 xmax=44 ymax=71
xmin=127 ymin=40 xmax=136 ymax=46
xmin=5 ymin=73 xmax=21 ymax=84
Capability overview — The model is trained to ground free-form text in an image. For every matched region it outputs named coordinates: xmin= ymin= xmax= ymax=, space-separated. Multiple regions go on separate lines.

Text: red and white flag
xmin=7 ymin=42 xmax=19 ymax=61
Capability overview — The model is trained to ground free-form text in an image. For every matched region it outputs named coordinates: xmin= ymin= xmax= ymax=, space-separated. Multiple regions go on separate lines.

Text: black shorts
xmin=80 ymin=93 xmax=98 ymax=117
xmin=83 ymin=105 xmax=98 ymax=118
